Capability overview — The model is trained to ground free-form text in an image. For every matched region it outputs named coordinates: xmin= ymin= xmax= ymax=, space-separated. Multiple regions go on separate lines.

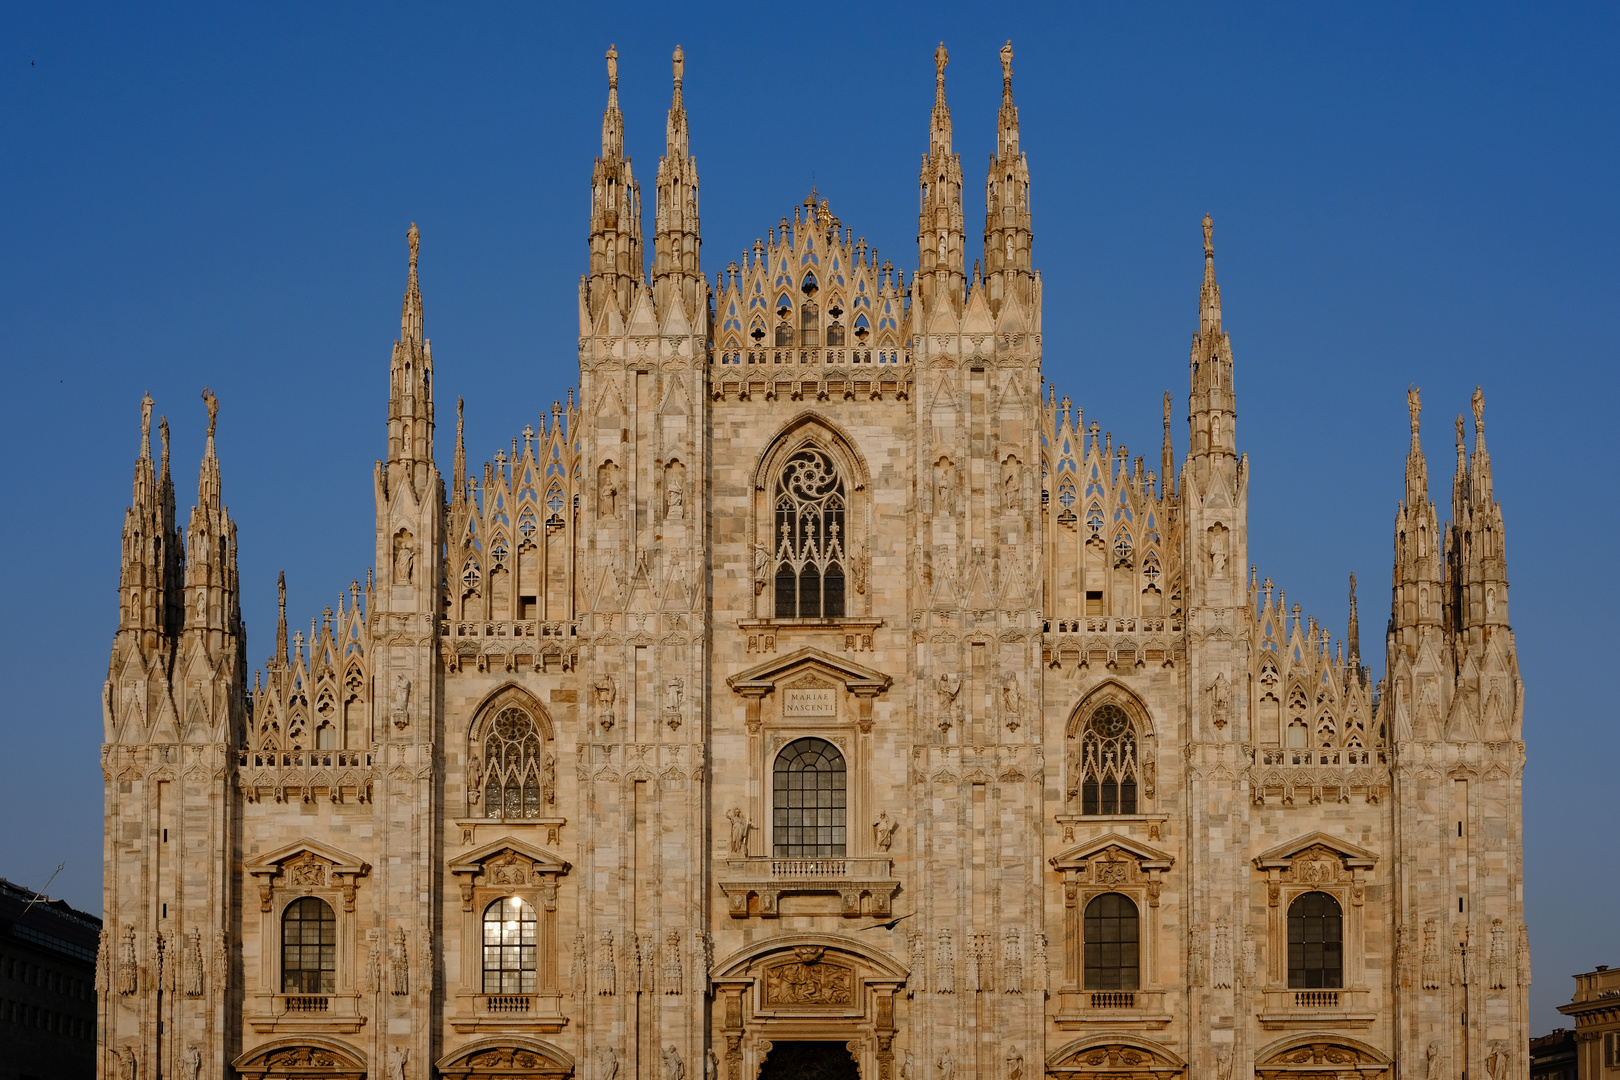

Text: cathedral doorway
xmin=759 ymin=1041 xmax=861 ymax=1080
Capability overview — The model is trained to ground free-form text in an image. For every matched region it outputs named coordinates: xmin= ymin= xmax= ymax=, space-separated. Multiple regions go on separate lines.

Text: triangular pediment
xmin=247 ymin=837 xmax=370 ymax=879
xmin=448 ymin=836 xmax=571 ymax=879
xmin=727 ymin=647 xmax=892 ymax=696
xmin=1254 ymin=830 xmax=1377 ymax=871
xmin=1050 ymin=832 xmax=1175 ymax=871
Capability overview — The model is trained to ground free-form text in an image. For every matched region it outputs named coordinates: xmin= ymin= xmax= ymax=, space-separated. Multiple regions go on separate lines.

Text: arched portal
xmin=759 ymin=1041 xmax=860 ymax=1080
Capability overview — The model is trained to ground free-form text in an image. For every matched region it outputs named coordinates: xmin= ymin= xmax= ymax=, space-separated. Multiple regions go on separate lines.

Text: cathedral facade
xmin=99 ymin=43 xmax=1529 ymax=1080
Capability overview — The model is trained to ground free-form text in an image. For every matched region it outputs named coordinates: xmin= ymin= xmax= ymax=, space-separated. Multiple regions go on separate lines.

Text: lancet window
xmin=479 ymin=707 xmax=551 ymax=819
xmin=1077 ymin=704 xmax=1139 ymax=815
xmin=772 ymin=448 xmax=847 ymax=619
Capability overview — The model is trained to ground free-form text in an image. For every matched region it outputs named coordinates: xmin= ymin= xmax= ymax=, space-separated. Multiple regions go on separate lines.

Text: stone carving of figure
xmin=388 ymin=1045 xmax=409 ymax=1080
xmin=393 ymin=532 xmax=414 ymax=584
xmin=183 ymin=928 xmax=204 ymax=997
xmin=1408 ymin=385 xmax=1422 ymax=432
xmin=390 ymin=927 xmax=409 ymax=995
xmin=901 ymin=1052 xmax=913 ymax=1080
xmin=853 ymin=545 xmax=868 ymax=595
xmin=390 ymin=674 xmax=411 ymax=729
xmin=706 ymin=1049 xmax=719 ymax=1080
xmin=664 ymin=678 xmax=683 ymax=724
xmin=666 ymin=480 xmax=684 ymax=520
xmin=593 ymin=675 xmax=616 ymax=733
xmin=182 ymin=1046 xmax=202 ymax=1080
xmin=599 ymin=1047 xmax=620 ymax=1080
xmin=1485 ymin=586 xmax=1497 ymax=615
xmin=1485 ymin=1043 xmax=1506 ymax=1080
xmin=1425 ymin=1043 xmax=1440 ymax=1080
xmin=1213 ymin=1047 xmax=1233 ymax=1080
xmin=1208 ymin=524 xmax=1229 ymax=576
xmin=1000 ymin=40 xmax=1013 ymax=83
xmin=752 ymin=544 xmax=770 ymax=595
xmin=874 ymin=811 xmax=899 ymax=852
xmin=725 ymin=807 xmax=752 ymax=854
xmin=663 ymin=1046 xmax=684 ymax=1080
xmin=937 ymin=673 xmax=961 ymax=732
xmin=1002 ymin=675 xmax=1020 ymax=718
xmin=118 ymin=1047 xmax=138 ymax=1080
xmin=1208 ymin=673 xmax=1232 ymax=730
xmin=936 ymin=1051 xmax=954 ymax=1080
xmin=934 ymin=459 xmax=959 ymax=516
xmin=1006 ymin=1047 xmax=1023 ymax=1080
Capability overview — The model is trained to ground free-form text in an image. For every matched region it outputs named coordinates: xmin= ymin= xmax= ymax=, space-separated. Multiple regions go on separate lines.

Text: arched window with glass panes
xmin=482 ymin=896 xmax=538 ymax=994
xmin=480 ymin=707 xmax=549 ymax=819
xmin=281 ymin=897 xmax=335 ymax=994
xmin=772 ymin=448 xmax=847 ymax=619
xmin=1076 ymin=703 xmax=1139 ymax=815
xmin=1288 ymin=891 xmax=1344 ymax=988
xmin=772 ymin=738 xmax=847 ymax=857
xmin=1083 ymin=892 xmax=1140 ymax=990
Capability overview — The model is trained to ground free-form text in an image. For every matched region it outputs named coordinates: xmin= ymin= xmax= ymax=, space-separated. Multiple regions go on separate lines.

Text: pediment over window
xmin=448 ymin=836 xmax=571 ymax=910
xmin=247 ymin=837 xmax=371 ymax=880
xmin=1047 ymin=1036 xmax=1186 ymax=1078
xmin=727 ymin=647 xmax=893 ymax=697
xmin=1254 ymin=1035 xmax=1389 ymax=1080
xmin=1254 ymin=832 xmax=1377 ymax=873
xmin=1050 ymin=832 xmax=1175 ymax=873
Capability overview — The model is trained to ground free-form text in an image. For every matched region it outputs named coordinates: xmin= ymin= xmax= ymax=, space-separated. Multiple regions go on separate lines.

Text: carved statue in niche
xmin=1002 ymin=457 xmax=1023 ymax=512
xmin=1207 ymin=522 xmax=1229 ymax=577
xmin=934 ymin=457 xmax=959 ymax=516
xmin=1425 ymin=1042 xmax=1440 ymax=1080
xmin=1485 ymin=1042 xmax=1508 ymax=1080
xmin=663 ymin=1047 xmax=685 ymax=1080
xmin=937 ymin=673 xmax=961 ymax=732
xmin=389 ymin=674 xmax=411 ymax=727
xmin=664 ymin=461 xmax=686 ymax=520
xmin=725 ymin=807 xmax=752 ymax=854
xmin=118 ymin=1047 xmax=138 ymax=1080
xmin=182 ymin=928 xmax=204 ymax=997
xmin=706 ymin=1049 xmax=720 ymax=1080
xmin=874 ymin=811 xmax=899 ymax=851
xmin=1208 ymin=673 xmax=1231 ymax=730
xmin=391 ymin=927 xmax=409 ymax=995
xmin=853 ymin=545 xmax=868 ymax=595
xmin=598 ymin=1047 xmax=620 ymax=1080
xmin=664 ymin=678 xmax=683 ymax=729
xmin=1006 ymin=1048 xmax=1023 ymax=1080
xmin=1002 ymin=675 xmax=1020 ymax=727
xmin=388 ymin=1045 xmax=409 ymax=1080
xmin=597 ymin=461 xmax=622 ymax=517
xmin=592 ymin=675 xmax=616 ymax=733
xmin=752 ymin=544 xmax=770 ymax=595
xmin=181 ymin=1045 xmax=202 ymax=1080
xmin=392 ymin=529 xmax=415 ymax=585
xmin=936 ymin=1051 xmax=955 ymax=1080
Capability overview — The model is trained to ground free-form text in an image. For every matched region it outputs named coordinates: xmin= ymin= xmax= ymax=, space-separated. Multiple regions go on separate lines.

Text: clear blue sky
xmin=2 ymin=2 xmax=1614 ymax=1033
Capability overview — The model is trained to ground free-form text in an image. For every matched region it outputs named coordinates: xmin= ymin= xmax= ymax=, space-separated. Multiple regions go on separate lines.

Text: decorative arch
xmin=1065 ymin=679 xmax=1156 ymax=739
xmin=751 ymin=413 xmax=871 ymax=494
xmin=436 ymin=1036 xmax=576 ymax=1080
xmin=466 ymin=683 xmax=555 ymax=743
xmin=1252 ymin=1034 xmax=1389 ymax=1080
xmin=1046 ymin=1035 xmax=1186 ymax=1077
xmin=711 ymin=932 xmax=909 ymax=981
xmin=232 ymin=1037 xmax=368 ymax=1079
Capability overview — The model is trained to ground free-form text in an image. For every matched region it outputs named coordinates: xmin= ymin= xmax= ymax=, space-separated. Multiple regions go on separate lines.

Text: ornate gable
xmin=246 ymin=838 xmax=370 ymax=913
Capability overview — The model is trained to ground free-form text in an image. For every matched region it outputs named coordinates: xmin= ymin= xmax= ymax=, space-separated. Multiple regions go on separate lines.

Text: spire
xmin=1452 ymin=385 xmax=1510 ymax=634
xmin=652 ymin=44 xmax=703 ymax=326
xmin=1347 ymin=572 xmax=1361 ymax=663
xmin=274 ymin=570 xmax=288 ymax=668
xmin=984 ymin=40 xmax=1033 ymax=315
xmin=385 ymin=223 xmax=435 ymax=492
xmin=1390 ymin=386 xmax=1444 ymax=648
xmin=401 ymin=222 xmax=423 ymax=345
xmin=119 ymin=393 xmax=172 ymax=643
xmin=184 ymin=387 xmax=239 ymax=639
xmin=1160 ymin=391 xmax=1175 ymax=497
xmin=917 ymin=42 xmax=966 ymax=312
xmin=587 ymin=43 xmax=643 ymax=324
xmin=1187 ymin=214 xmax=1237 ymax=484
xmin=451 ymin=396 xmax=466 ymax=508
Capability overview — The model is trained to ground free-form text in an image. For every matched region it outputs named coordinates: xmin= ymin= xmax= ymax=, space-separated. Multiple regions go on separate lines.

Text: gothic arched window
xmin=800 ymin=301 xmax=820 ymax=346
xmin=773 ymin=448 xmax=846 ymax=619
xmin=281 ymin=897 xmax=335 ymax=994
xmin=1083 ymin=892 xmax=1140 ymax=990
xmin=482 ymin=896 xmax=538 ymax=994
xmin=772 ymin=737 xmax=846 ymax=858
xmin=1287 ymin=891 xmax=1344 ymax=988
xmin=1077 ymin=704 xmax=1139 ymax=815
xmin=481 ymin=707 xmax=548 ymax=819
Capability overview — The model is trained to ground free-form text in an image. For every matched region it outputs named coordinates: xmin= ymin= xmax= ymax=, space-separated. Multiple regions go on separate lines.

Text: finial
xmin=1163 ymin=391 xmax=1172 ymax=428
xmin=606 ymin=44 xmax=619 ymax=90
xmin=935 ymin=41 xmax=949 ymax=85
xmin=457 ymin=395 xmax=464 ymax=424
xmin=278 ymin=571 xmax=286 ymax=615
xmin=158 ymin=416 xmax=170 ymax=469
xmin=1471 ymin=385 xmax=1484 ymax=434
xmin=1407 ymin=385 xmax=1421 ymax=435
xmin=1349 ymin=571 xmax=1357 ymax=602
xmin=140 ymin=392 xmax=154 ymax=458
xmin=672 ymin=44 xmax=684 ymax=86
xmin=201 ymin=386 xmax=218 ymax=440
xmin=407 ymin=222 xmax=419 ymax=271
xmin=1202 ymin=213 xmax=1214 ymax=259
xmin=1000 ymin=40 xmax=1013 ymax=86
xmin=1455 ymin=414 xmax=1466 ymax=452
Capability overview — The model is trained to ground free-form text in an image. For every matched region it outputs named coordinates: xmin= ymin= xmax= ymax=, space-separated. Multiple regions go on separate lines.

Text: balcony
xmin=247 ymin=993 xmax=366 ymax=1034
xmin=1258 ymin=988 xmax=1374 ymax=1029
xmin=450 ymin=992 xmax=568 ymax=1034
xmin=1054 ymin=988 xmax=1171 ymax=1029
xmin=719 ymin=856 xmax=900 ymax=918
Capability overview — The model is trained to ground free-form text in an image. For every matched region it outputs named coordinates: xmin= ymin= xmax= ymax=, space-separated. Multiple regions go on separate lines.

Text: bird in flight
xmin=858 ymin=912 xmax=914 ymax=931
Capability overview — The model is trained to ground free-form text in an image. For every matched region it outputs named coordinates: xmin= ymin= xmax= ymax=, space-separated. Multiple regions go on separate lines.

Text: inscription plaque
xmin=783 ymin=688 xmax=836 ymax=717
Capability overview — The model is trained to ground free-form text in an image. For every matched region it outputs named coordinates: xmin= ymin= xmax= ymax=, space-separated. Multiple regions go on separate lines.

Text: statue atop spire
xmin=1000 ymin=40 xmax=1013 ymax=85
xmin=1407 ymin=385 xmax=1421 ymax=436
xmin=1202 ymin=212 xmax=1214 ymax=259
xmin=400 ymin=222 xmax=424 ymax=345
xmin=606 ymin=43 xmax=618 ymax=91
xmin=935 ymin=41 xmax=949 ymax=90
xmin=1471 ymin=385 xmax=1485 ymax=433
xmin=140 ymin=391 xmax=154 ymax=458
xmin=202 ymin=386 xmax=218 ymax=440
xmin=673 ymin=44 xmax=684 ymax=87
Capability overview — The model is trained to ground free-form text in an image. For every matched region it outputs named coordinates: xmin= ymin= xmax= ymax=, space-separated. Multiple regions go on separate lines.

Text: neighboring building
xmin=1559 ymin=966 xmax=1620 ymax=1079
xmin=98 ymin=42 xmax=1530 ymax=1080
xmin=1532 ymin=1028 xmax=1578 ymax=1080
xmin=0 ymin=877 xmax=100 ymax=1080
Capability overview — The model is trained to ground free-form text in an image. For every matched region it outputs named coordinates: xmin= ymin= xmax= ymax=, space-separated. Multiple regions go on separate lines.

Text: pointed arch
xmin=751 ymin=413 xmax=871 ymax=493
xmin=1065 ymin=679 xmax=1157 ymax=740
xmin=467 ymin=683 xmax=555 ymax=743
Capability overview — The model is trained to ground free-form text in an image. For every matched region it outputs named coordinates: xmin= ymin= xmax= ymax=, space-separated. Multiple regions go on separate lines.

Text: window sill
xmin=719 ymin=856 xmax=899 ymax=919
xmin=450 ymin=992 xmax=569 ymax=1033
xmin=1256 ymin=988 xmax=1374 ymax=1029
xmin=1053 ymin=989 xmax=1172 ymax=1028
xmin=247 ymin=992 xmax=367 ymax=1034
